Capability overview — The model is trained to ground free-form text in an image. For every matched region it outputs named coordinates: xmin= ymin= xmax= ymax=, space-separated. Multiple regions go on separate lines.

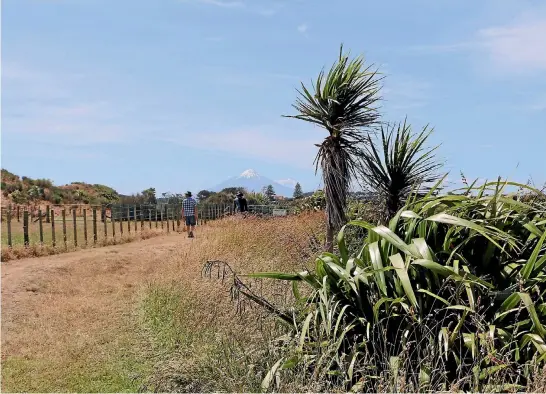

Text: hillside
xmin=1 ymin=169 xmax=120 ymax=206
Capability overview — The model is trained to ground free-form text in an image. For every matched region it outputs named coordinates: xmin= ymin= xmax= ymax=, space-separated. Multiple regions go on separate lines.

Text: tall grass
xmin=136 ymin=212 xmax=326 ymax=392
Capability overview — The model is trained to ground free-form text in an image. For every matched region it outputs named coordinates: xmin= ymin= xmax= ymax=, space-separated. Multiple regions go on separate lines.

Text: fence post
xmin=38 ymin=209 xmax=44 ymax=244
xmin=51 ymin=209 xmax=56 ymax=247
xmin=83 ymin=208 xmax=88 ymax=246
xmin=103 ymin=207 xmax=107 ymax=239
xmin=46 ymin=205 xmax=50 ymax=223
xmin=23 ymin=210 xmax=30 ymax=246
xmin=119 ymin=207 xmax=123 ymax=236
xmin=62 ymin=209 xmax=67 ymax=249
xmin=127 ymin=207 xmax=131 ymax=234
xmin=149 ymin=208 xmax=152 ymax=229
xmin=7 ymin=205 xmax=12 ymax=247
xmin=166 ymin=206 xmax=170 ymax=233
xmin=140 ymin=205 xmax=144 ymax=230
xmin=73 ymin=209 xmax=78 ymax=247
xmin=112 ymin=209 xmax=116 ymax=242
xmin=17 ymin=205 xmax=20 ymax=222
xmin=134 ymin=205 xmax=137 ymax=232
xmin=176 ymin=207 xmax=181 ymax=231
xmin=161 ymin=207 xmax=164 ymax=230
xmin=155 ymin=209 xmax=158 ymax=228
xmin=93 ymin=208 xmax=97 ymax=245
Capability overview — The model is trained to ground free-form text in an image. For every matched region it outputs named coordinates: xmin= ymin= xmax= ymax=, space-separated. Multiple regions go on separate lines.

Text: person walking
xmin=182 ymin=191 xmax=198 ymax=238
xmin=234 ymin=191 xmax=248 ymax=214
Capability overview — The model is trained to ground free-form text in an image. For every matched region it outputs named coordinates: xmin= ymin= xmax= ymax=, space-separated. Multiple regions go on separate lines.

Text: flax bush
xmin=249 ymin=179 xmax=546 ymax=392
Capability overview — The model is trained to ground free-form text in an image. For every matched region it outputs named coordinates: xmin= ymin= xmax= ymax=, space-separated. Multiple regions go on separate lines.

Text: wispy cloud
xmin=407 ymin=13 xmax=546 ymax=75
xmin=529 ymin=95 xmax=546 ymax=112
xmin=297 ymin=23 xmax=308 ymax=34
xmin=406 ymin=42 xmax=478 ymax=54
xmin=205 ymin=66 xmax=301 ymax=87
xmin=2 ymin=62 xmax=129 ymax=145
xmin=163 ymin=127 xmax=318 ymax=169
xmin=382 ymin=74 xmax=431 ymax=111
xmin=478 ymin=18 xmax=546 ymax=73
xmin=257 ymin=7 xmax=278 ymax=16
xmin=255 ymin=2 xmax=284 ymax=17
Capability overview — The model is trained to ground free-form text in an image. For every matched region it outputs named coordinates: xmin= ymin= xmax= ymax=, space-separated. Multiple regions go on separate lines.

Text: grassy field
xmin=1 ymin=213 xmax=325 ymax=392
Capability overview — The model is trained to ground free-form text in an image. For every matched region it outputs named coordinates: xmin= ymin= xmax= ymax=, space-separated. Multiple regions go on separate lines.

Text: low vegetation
xmin=1 ymin=169 xmax=120 ymax=205
xmin=1 ymin=169 xmax=162 ymax=207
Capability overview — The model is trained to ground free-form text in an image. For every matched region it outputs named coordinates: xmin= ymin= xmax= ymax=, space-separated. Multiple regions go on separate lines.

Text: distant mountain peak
xmin=239 ymin=169 xmax=260 ymax=179
xmin=212 ymin=169 xmax=295 ymax=197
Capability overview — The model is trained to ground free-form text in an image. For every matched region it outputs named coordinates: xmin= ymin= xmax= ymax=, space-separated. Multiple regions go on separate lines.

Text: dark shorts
xmin=185 ymin=215 xmax=196 ymax=226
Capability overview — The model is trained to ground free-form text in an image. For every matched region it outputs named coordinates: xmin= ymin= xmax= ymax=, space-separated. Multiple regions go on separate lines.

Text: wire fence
xmin=0 ymin=203 xmax=293 ymax=249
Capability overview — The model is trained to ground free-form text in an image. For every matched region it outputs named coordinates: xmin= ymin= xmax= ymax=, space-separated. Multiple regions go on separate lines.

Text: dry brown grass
xmin=1 ymin=212 xmax=325 ymax=392
xmin=0 ymin=227 xmax=168 ymax=262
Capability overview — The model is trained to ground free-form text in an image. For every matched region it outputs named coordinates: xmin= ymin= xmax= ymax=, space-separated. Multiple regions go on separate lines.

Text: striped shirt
xmin=183 ymin=197 xmax=197 ymax=216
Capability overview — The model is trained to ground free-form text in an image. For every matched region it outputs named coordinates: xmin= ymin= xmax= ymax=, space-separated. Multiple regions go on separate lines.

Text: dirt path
xmin=1 ymin=231 xmax=203 ymax=392
xmin=2 ymin=233 xmax=185 ymax=296
xmin=2 ymin=233 xmax=188 ymax=329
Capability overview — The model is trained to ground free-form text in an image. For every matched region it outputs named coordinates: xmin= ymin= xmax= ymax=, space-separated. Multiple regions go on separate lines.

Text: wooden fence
xmin=0 ymin=203 xmax=291 ymax=249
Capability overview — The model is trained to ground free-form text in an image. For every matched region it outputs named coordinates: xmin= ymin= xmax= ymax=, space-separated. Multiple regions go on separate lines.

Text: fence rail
xmin=0 ymin=203 xmax=292 ymax=249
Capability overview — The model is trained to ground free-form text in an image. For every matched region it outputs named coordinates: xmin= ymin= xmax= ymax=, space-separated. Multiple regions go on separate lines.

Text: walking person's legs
xmin=185 ymin=215 xmax=196 ymax=238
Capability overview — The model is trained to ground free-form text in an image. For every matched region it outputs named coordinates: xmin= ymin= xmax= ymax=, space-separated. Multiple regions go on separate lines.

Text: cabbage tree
xmin=285 ymin=46 xmax=382 ymax=251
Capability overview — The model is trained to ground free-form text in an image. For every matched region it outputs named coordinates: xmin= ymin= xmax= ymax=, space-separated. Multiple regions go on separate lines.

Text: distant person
xmin=182 ymin=191 xmax=198 ymax=238
xmin=234 ymin=191 xmax=248 ymax=214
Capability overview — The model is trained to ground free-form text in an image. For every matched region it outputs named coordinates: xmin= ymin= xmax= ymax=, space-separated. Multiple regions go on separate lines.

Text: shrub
xmin=4 ymin=182 xmax=23 ymax=195
xmin=245 ymin=179 xmax=546 ymax=391
xmin=34 ymin=178 xmax=53 ymax=189
xmin=246 ymin=192 xmax=269 ymax=206
xmin=27 ymin=185 xmax=43 ymax=201
xmin=10 ymin=190 xmax=28 ymax=204
xmin=21 ymin=176 xmax=35 ymax=185
xmin=52 ymin=194 xmax=63 ymax=204
xmin=1 ymin=169 xmax=19 ymax=182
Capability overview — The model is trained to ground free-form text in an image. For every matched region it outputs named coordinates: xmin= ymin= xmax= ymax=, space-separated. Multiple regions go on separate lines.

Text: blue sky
xmin=2 ymin=0 xmax=545 ymax=195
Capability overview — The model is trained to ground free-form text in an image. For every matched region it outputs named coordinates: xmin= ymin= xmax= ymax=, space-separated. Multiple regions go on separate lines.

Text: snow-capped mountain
xmin=213 ymin=169 xmax=296 ymax=197
xmin=275 ymin=178 xmax=298 ymax=188
xmin=239 ymin=169 xmax=260 ymax=179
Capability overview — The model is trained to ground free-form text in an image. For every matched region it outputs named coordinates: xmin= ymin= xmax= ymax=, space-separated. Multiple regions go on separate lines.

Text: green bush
xmin=9 ymin=190 xmax=28 ymax=205
xmin=52 ymin=194 xmax=63 ymax=204
xmin=249 ymin=180 xmax=546 ymax=391
xmin=293 ymin=190 xmax=326 ymax=214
